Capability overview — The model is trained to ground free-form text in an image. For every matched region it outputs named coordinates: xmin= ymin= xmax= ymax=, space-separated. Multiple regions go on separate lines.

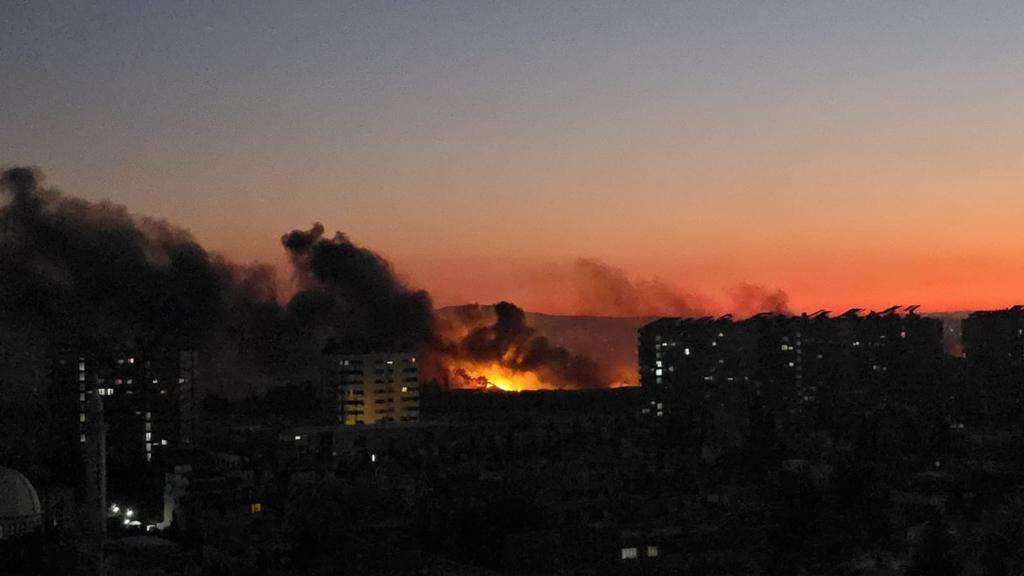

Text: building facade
xmin=47 ymin=346 xmax=196 ymax=512
xmin=326 ymin=350 xmax=420 ymax=425
xmin=639 ymin=308 xmax=943 ymax=426
xmin=962 ymin=306 xmax=1024 ymax=420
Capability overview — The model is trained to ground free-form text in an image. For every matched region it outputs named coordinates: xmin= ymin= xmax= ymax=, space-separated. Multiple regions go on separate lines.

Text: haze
xmin=4 ymin=1 xmax=1024 ymax=314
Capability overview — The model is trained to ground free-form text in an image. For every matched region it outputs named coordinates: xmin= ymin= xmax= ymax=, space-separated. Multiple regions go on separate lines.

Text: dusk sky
xmin=4 ymin=1 xmax=1024 ymax=314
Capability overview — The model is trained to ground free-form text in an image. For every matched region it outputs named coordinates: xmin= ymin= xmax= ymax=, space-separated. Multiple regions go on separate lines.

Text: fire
xmin=451 ymin=362 xmax=556 ymax=392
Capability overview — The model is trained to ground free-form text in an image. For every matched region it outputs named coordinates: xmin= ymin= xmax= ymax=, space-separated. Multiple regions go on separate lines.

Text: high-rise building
xmin=48 ymin=346 xmax=196 ymax=511
xmin=638 ymin=308 xmax=943 ymax=424
xmin=325 ymin=347 xmax=420 ymax=425
xmin=962 ymin=306 xmax=1024 ymax=420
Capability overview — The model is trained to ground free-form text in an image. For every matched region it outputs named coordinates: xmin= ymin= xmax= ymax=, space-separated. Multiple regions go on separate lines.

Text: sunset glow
xmin=6 ymin=3 xmax=1024 ymax=315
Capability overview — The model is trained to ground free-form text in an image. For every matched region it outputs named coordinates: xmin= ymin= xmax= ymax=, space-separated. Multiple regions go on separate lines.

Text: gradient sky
xmin=4 ymin=1 xmax=1024 ymax=314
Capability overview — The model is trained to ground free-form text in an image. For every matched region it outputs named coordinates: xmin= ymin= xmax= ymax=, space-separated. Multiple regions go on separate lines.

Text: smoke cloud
xmin=570 ymin=258 xmax=709 ymax=317
xmin=0 ymin=167 xmax=609 ymax=393
xmin=428 ymin=302 xmax=610 ymax=390
xmin=0 ymin=166 xmax=789 ymax=394
xmin=282 ymin=223 xmax=433 ymax=345
xmin=568 ymin=257 xmax=789 ymax=318
xmin=0 ymin=166 xmax=222 ymax=349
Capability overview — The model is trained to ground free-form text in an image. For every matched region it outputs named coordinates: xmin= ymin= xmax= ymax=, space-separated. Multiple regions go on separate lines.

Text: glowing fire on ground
xmin=451 ymin=362 xmax=556 ymax=392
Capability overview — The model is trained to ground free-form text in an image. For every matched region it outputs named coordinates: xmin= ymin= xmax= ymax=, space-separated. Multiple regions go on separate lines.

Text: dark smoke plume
xmin=432 ymin=301 xmax=609 ymax=389
xmin=0 ymin=166 xmax=632 ymax=394
xmin=0 ymin=167 xmax=222 ymax=349
xmin=282 ymin=223 xmax=433 ymax=345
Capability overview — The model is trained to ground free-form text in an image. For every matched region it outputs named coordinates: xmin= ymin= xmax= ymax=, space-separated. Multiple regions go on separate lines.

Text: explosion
xmin=425 ymin=302 xmax=613 ymax=391
xmin=1 ymin=167 xmax=619 ymax=395
xmin=451 ymin=363 xmax=550 ymax=391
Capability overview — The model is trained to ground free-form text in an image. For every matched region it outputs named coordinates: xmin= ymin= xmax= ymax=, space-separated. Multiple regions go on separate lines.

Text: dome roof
xmin=0 ymin=466 xmax=42 ymax=520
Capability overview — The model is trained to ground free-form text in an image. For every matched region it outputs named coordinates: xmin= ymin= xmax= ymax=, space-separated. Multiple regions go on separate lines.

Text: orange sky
xmin=5 ymin=3 xmax=1024 ymax=315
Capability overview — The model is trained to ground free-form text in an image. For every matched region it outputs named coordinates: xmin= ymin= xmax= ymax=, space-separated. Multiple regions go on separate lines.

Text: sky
xmin=3 ymin=1 xmax=1024 ymax=315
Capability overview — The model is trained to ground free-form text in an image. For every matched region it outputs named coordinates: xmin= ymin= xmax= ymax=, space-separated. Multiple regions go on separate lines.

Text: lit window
xmin=655 ymin=369 xmax=663 ymax=376
xmin=107 ymin=388 xmax=113 ymax=395
xmin=97 ymin=388 xmax=106 ymax=396
xmin=684 ymin=348 xmax=691 ymax=356
xmin=250 ymin=502 xmax=262 ymax=513
xmin=161 ymin=439 xmax=167 ymax=446
xmin=145 ymin=433 xmax=152 ymax=441
xmin=295 ymin=435 xmax=302 ymax=441
xmin=80 ymin=414 xmax=86 ymax=422
xmin=401 ymin=386 xmax=408 ymax=393
xmin=621 ymin=547 xmax=638 ymax=560
xmin=646 ymin=545 xmax=659 ymax=557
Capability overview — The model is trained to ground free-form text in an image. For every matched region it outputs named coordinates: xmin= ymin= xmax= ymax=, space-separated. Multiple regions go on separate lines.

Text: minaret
xmin=84 ymin=393 xmax=106 ymax=576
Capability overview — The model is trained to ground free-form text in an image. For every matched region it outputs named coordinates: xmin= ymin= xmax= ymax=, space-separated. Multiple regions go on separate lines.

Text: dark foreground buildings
xmin=46 ymin=346 xmax=197 ymax=517
xmin=962 ymin=306 xmax=1024 ymax=420
xmin=639 ymin=307 xmax=944 ymax=429
xmin=14 ymin=307 xmax=1024 ymax=574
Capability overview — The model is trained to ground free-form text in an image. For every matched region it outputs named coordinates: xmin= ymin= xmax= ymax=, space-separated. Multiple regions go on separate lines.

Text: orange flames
xmin=450 ymin=362 xmax=555 ymax=392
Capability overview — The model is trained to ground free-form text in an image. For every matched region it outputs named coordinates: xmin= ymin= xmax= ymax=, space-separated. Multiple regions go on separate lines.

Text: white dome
xmin=0 ymin=466 xmax=42 ymax=539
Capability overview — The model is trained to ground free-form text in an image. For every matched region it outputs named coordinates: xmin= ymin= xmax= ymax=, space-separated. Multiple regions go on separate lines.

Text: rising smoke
xmin=0 ymin=167 xmax=605 ymax=393
xmin=0 ymin=166 xmax=222 ymax=349
xmin=0 ymin=167 xmax=790 ymax=394
xmin=429 ymin=301 xmax=609 ymax=390
xmin=569 ymin=257 xmax=789 ymax=318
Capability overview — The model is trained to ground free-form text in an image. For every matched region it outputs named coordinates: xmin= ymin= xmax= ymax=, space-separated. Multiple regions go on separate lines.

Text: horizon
xmin=6 ymin=2 xmax=1024 ymax=315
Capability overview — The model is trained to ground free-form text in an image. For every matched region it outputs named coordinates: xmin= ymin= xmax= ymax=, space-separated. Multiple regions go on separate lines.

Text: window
xmin=250 ymin=502 xmax=262 ymax=513
xmin=646 ymin=545 xmax=659 ymax=557
xmin=621 ymin=547 xmax=638 ymax=560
